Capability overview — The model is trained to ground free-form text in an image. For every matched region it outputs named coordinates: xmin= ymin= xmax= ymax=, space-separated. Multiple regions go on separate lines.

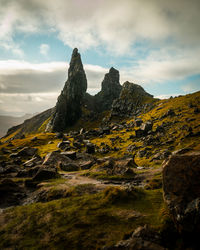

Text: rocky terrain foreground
xmin=0 ymin=49 xmax=200 ymax=249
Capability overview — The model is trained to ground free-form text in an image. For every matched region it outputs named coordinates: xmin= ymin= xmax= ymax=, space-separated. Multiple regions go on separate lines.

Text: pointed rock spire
xmin=95 ymin=67 xmax=122 ymax=111
xmin=50 ymin=48 xmax=87 ymax=131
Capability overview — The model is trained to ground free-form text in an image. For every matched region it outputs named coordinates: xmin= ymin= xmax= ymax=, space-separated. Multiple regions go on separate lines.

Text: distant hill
xmin=0 ymin=114 xmax=35 ymax=138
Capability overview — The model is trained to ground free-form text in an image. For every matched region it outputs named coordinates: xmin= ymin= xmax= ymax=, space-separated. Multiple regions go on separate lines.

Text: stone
xmin=57 ymin=141 xmax=70 ymax=150
xmin=17 ymin=147 xmax=38 ymax=157
xmin=135 ymin=129 xmax=145 ymax=138
xmin=55 ymin=132 xmax=64 ymax=139
xmin=59 ymin=162 xmax=79 ymax=171
xmin=135 ymin=119 xmax=143 ymax=127
xmin=0 ymin=179 xmax=26 ymax=208
xmin=86 ymin=143 xmax=95 ymax=154
xmin=49 ymin=48 xmax=87 ymax=131
xmin=60 ymin=151 xmax=76 ymax=160
xmin=104 ymin=225 xmax=164 ymax=250
xmin=32 ymin=167 xmax=59 ymax=181
xmin=23 ymin=156 xmax=42 ymax=167
xmin=162 ymin=151 xmax=200 ymax=234
xmin=30 ymin=136 xmax=38 ymax=142
xmin=79 ymin=160 xmax=93 ymax=170
xmin=1 ymin=164 xmax=20 ymax=174
xmin=42 ymin=151 xmax=72 ymax=166
xmin=140 ymin=121 xmax=153 ymax=133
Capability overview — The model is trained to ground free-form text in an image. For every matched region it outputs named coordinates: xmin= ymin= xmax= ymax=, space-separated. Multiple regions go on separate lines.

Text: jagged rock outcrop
xmin=95 ymin=67 xmax=122 ymax=112
xmin=111 ymin=81 xmax=154 ymax=118
xmin=4 ymin=50 xmax=156 ymax=137
xmin=49 ymin=48 xmax=87 ymax=131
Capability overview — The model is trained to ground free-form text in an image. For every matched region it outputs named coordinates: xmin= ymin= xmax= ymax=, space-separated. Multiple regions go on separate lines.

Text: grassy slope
xmin=0 ymin=187 xmax=164 ymax=250
xmin=0 ymin=91 xmax=200 ymax=249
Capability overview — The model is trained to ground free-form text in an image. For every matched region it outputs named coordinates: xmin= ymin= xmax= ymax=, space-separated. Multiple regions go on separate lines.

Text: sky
xmin=0 ymin=0 xmax=200 ymax=116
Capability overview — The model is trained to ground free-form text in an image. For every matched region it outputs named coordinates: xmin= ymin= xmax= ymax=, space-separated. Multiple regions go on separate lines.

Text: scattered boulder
xmin=30 ymin=136 xmax=38 ymax=142
xmin=86 ymin=142 xmax=95 ymax=154
xmin=163 ymin=151 xmax=200 ymax=234
xmin=57 ymin=141 xmax=70 ymax=150
xmin=32 ymin=167 xmax=59 ymax=181
xmin=104 ymin=225 xmax=164 ymax=250
xmin=42 ymin=151 xmax=72 ymax=167
xmin=59 ymin=162 xmax=79 ymax=172
xmin=23 ymin=156 xmax=42 ymax=167
xmin=17 ymin=147 xmax=38 ymax=157
xmin=135 ymin=119 xmax=143 ymax=127
xmin=0 ymin=179 xmax=26 ymax=208
xmin=140 ymin=121 xmax=153 ymax=133
xmin=79 ymin=160 xmax=93 ymax=170
xmin=61 ymin=151 xmax=76 ymax=160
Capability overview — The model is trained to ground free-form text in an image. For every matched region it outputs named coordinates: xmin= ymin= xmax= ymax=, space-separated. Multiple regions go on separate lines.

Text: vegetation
xmin=0 ymin=91 xmax=200 ymax=249
xmin=0 ymin=187 xmax=164 ymax=249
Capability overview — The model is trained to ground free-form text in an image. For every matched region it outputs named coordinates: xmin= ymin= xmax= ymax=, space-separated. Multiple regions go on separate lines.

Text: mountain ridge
xmin=4 ymin=48 xmax=156 ymax=138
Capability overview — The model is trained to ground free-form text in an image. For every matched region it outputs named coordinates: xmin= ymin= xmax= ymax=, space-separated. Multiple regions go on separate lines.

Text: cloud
xmin=39 ymin=44 xmax=50 ymax=56
xmin=182 ymin=81 xmax=200 ymax=93
xmin=120 ymin=53 xmax=200 ymax=86
xmin=1 ymin=0 xmax=200 ymax=55
xmin=0 ymin=59 xmax=107 ymax=115
xmin=0 ymin=92 xmax=58 ymax=116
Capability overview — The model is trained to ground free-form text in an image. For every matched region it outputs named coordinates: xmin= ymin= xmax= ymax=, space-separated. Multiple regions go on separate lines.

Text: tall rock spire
xmin=50 ymin=48 xmax=87 ymax=131
xmin=95 ymin=67 xmax=122 ymax=112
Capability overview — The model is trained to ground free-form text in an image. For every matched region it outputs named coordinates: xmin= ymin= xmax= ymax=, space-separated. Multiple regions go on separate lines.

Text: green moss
xmin=0 ymin=187 xmax=164 ymax=249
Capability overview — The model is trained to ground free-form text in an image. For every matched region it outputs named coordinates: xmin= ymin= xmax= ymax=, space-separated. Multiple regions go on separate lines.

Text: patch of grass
xmin=0 ymin=187 xmax=164 ymax=249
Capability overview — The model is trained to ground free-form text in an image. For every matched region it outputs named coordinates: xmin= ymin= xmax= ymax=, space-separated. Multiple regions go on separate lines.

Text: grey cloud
xmin=1 ymin=0 xmax=200 ymax=54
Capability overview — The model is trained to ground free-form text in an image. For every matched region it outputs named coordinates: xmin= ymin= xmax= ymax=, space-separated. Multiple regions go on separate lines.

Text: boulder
xmin=32 ymin=167 xmax=59 ymax=181
xmin=86 ymin=142 xmax=95 ymax=154
xmin=17 ymin=147 xmax=38 ymax=157
xmin=60 ymin=151 xmax=76 ymax=160
xmin=0 ymin=179 xmax=26 ymax=208
xmin=42 ymin=151 xmax=72 ymax=166
xmin=140 ymin=121 xmax=153 ymax=133
xmin=135 ymin=119 xmax=143 ymax=127
xmin=57 ymin=141 xmax=70 ymax=150
xmin=79 ymin=160 xmax=93 ymax=170
xmin=23 ymin=156 xmax=42 ymax=167
xmin=162 ymin=151 xmax=200 ymax=234
xmin=59 ymin=162 xmax=79 ymax=172
xmin=104 ymin=225 xmax=164 ymax=250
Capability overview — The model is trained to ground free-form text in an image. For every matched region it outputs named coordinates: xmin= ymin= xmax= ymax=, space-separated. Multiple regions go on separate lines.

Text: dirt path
xmin=60 ymin=166 xmax=162 ymax=188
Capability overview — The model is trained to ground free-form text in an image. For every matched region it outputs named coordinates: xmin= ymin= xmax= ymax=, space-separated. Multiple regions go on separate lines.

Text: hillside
xmin=0 ymin=114 xmax=34 ymax=138
xmin=0 ymin=90 xmax=200 ymax=249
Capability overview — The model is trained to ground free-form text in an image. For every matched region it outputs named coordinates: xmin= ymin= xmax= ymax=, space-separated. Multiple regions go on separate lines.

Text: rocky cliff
xmin=111 ymin=81 xmax=154 ymax=118
xmin=3 ymin=49 xmax=155 ymax=138
xmin=94 ymin=67 xmax=122 ymax=112
xmin=48 ymin=48 xmax=87 ymax=132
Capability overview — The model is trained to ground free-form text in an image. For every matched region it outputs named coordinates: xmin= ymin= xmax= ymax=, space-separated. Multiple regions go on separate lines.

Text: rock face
xmin=162 ymin=151 xmax=200 ymax=234
xmin=95 ymin=67 xmax=122 ymax=112
xmin=105 ymin=225 xmax=164 ymax=250
xmin=111 ymin=81 xmax=154 ymax=118
xmin=49 ymin=48 xmax=87 ymax=131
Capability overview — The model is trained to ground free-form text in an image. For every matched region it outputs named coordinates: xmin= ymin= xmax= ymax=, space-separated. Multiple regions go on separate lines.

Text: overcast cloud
xmin=0 ymin=0 xmax=200 ymax=116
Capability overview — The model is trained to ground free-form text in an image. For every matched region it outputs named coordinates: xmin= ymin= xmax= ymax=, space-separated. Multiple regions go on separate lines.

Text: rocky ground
xmin=0 ymin=90 xmax=200 ymax=249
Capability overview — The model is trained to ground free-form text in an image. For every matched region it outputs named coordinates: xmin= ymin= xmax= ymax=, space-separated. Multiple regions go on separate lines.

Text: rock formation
xmin=95 ymin=67 xmax=122 ymax=112
xmin=49 ymin=48 xmax=87 ymax=131
xmin=111 ymin=81 xmax=154 ymax=118
xmin=162 ymin=151 xmax=200 ymax=234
